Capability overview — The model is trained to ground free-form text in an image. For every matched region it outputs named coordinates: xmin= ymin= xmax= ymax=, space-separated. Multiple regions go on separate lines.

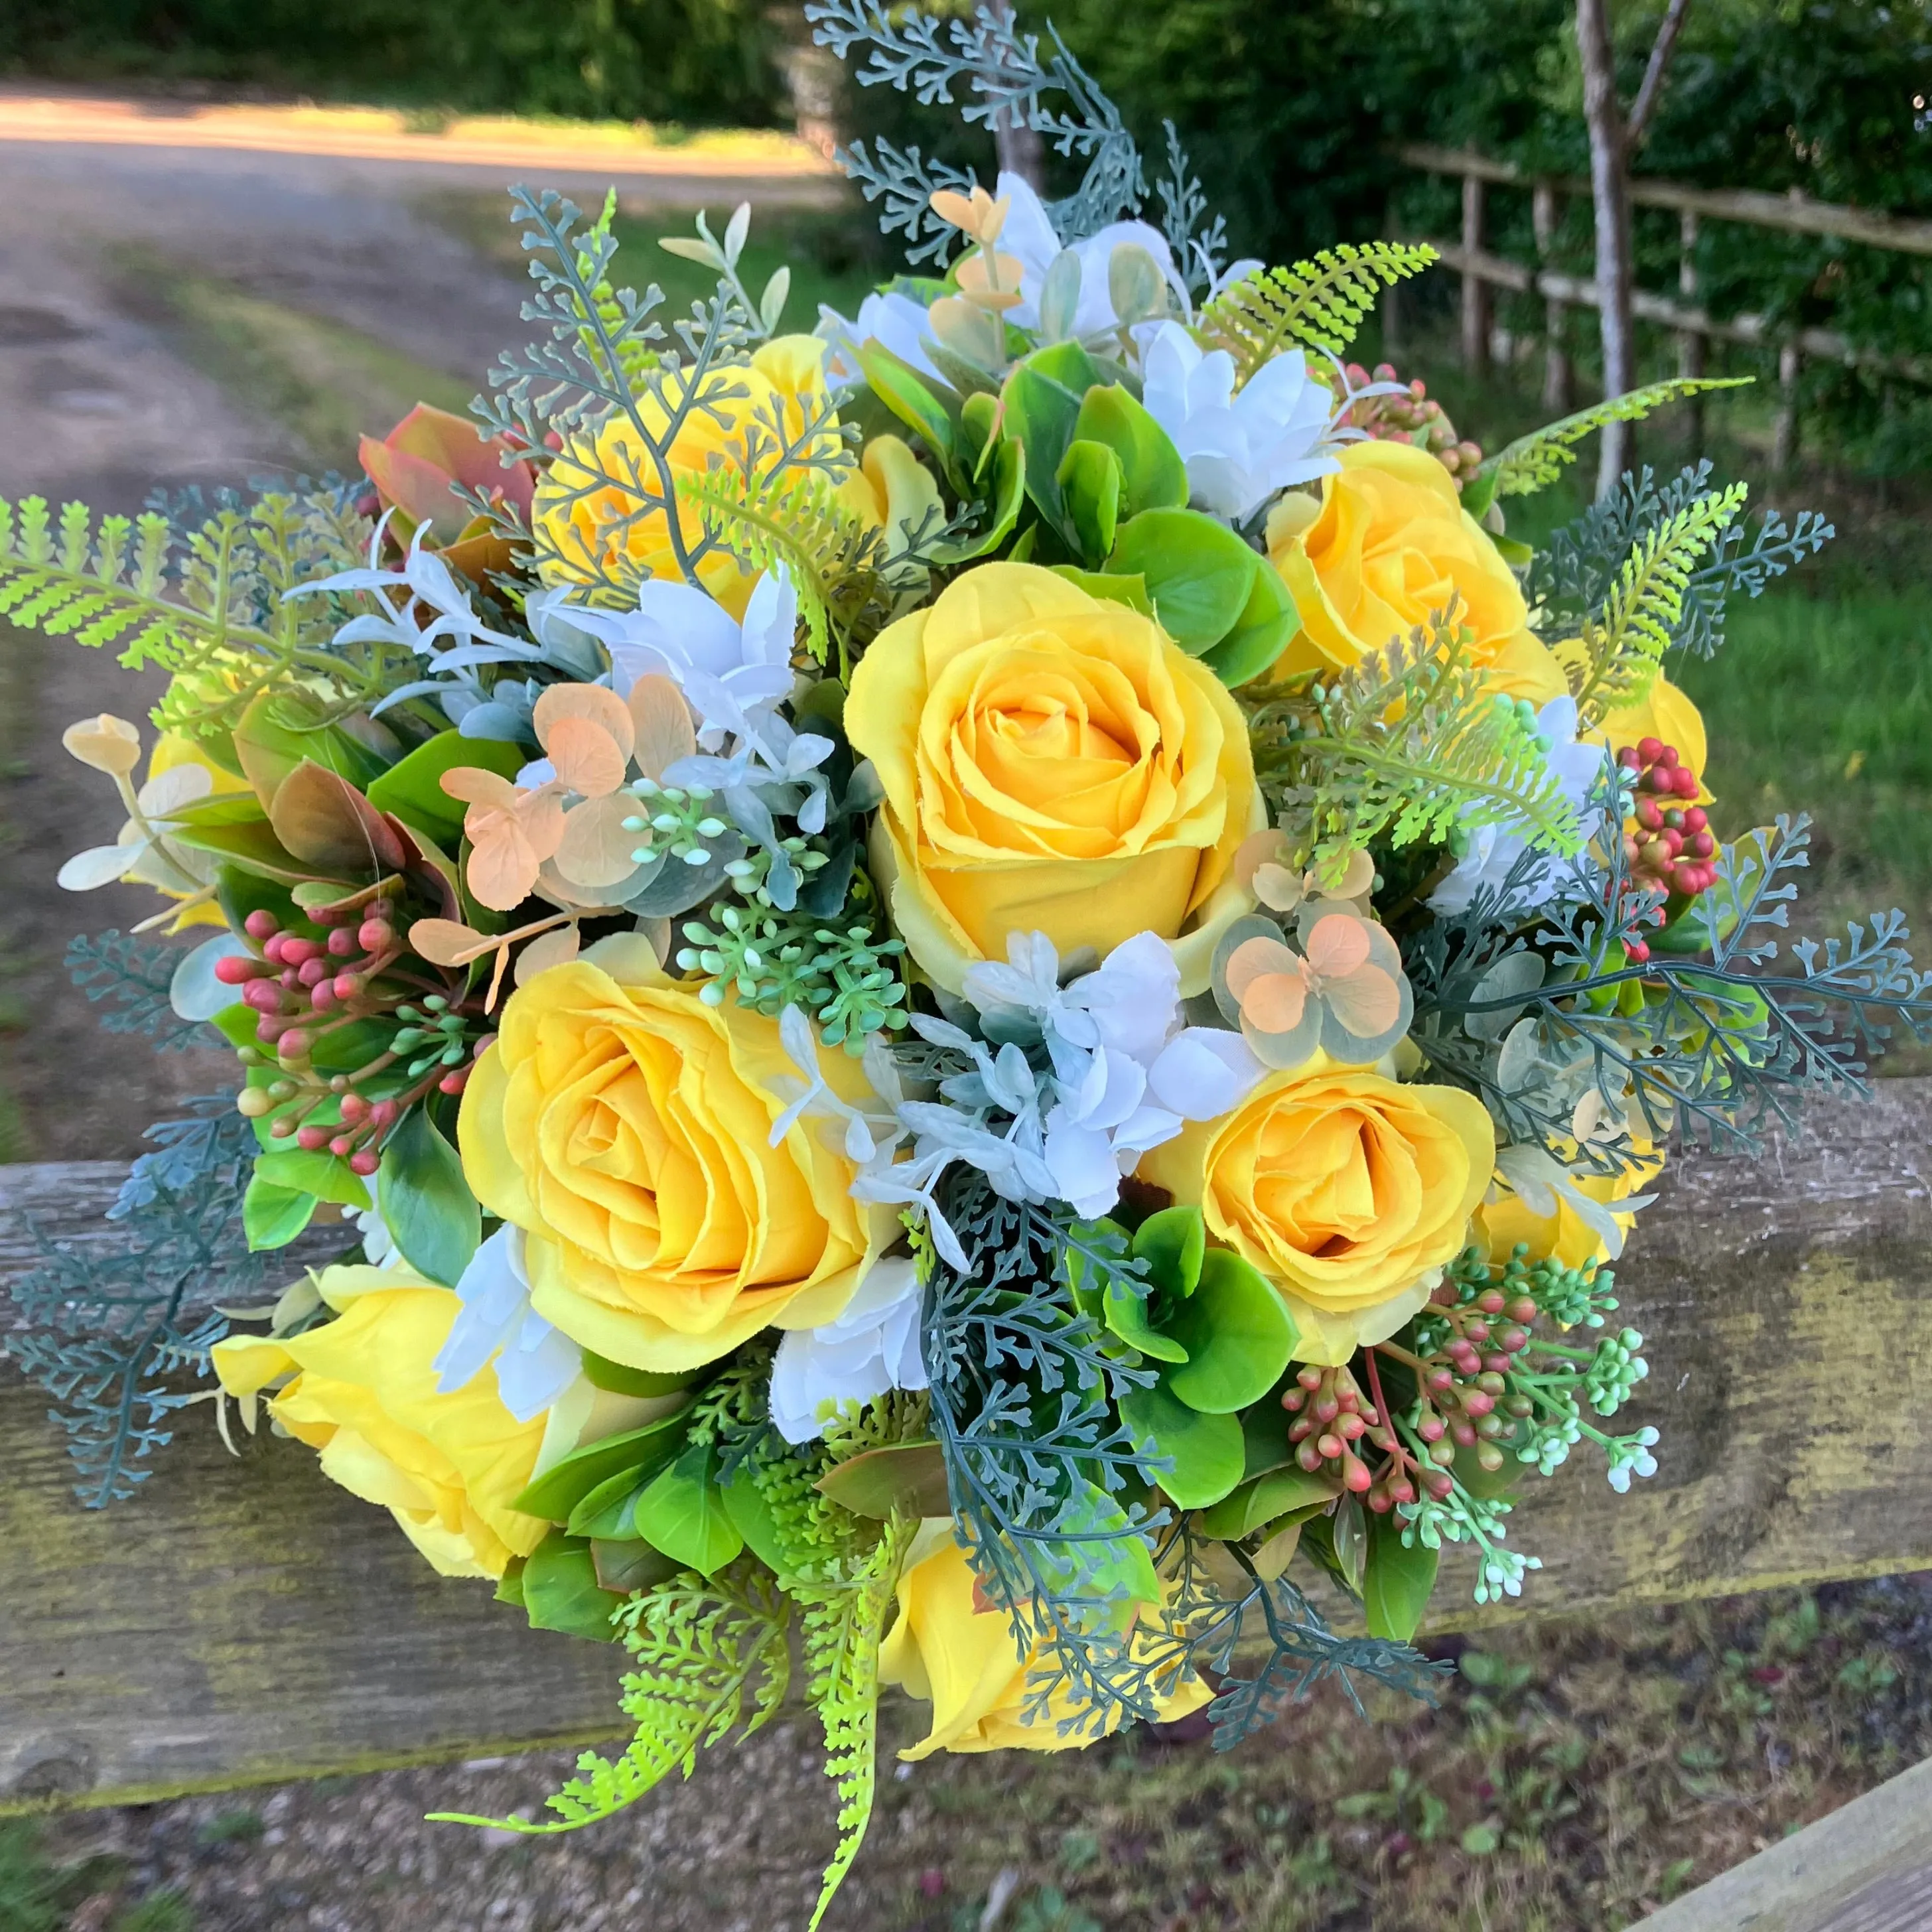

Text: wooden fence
xmin=3 ymin=1086 xmax=1931 ymax=1926
xmin=1394 ymin=142 xmax=1932 ymax=470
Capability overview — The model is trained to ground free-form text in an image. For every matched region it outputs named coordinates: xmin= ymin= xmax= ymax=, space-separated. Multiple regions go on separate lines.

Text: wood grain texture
xmin=1625 ymin=1754 xmax=1932 ymax=1932
xmin=3 ymin=1082 xmax=1930 ymax=1811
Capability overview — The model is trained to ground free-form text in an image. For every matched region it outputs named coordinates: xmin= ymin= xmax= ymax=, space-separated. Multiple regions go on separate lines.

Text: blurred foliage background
xmin=5 ymin=0 xmax=1927 ymax=458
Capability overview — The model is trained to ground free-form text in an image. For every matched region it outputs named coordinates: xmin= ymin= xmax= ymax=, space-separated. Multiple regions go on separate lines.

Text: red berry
xmin=279 ymin=937 xmax=321 ymax=967
xmin=437 ymin=1068 xmax=469 ymax=1095
xmin=244 ymin=910 xmax=279 ymax=940
xmin=1637 ymin=736 xmax=1663 ymax=764
xmin=310 ymin=983 xmax=337 ymax=1012
xmin=358 ymin=919 xmax=394 ymax=953
xmin=340 ymin=1092 xmax=370 ymax=1124
xmin=1684 ymin=805 xmax=1708 ymax=832
xmin=333 ymin=972 xmax=363 ymax=1001
xmin=329 ymin=1135 xmax=354 ymax=1158
xmin=349 ymin=1149 xmax=381 ymax=1176
xmin=296 ymin=1125 xmax=330 ymax=1152
xmin=279 ymin=1030 xmax=312 ymax=1060
xmin=242 ymin=979 xmax=283 ymax=1013
xmin=328 ymin=928 xmax=359 ymax=957
xmin=1627 ymin=939 xmax=1651 ymax=964
xmin=1342 ymin=1454 xmax=1373 ymax=1494
xmin=297 ymin=957 xmax=328 ymax=987
xmin=214 ymin=955 xmax=260 ymax=985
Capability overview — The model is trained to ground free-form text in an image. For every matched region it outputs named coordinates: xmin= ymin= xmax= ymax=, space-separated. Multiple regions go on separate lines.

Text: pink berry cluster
xmin=1279 ymin=1362 xmax=1431 ymax=1514
xmin=1334 ymin=362 xmax=1484 ymax=480
xmin=1617 ymin=738 xmax=1717 ymax=910
xmin=1407 ymin=1276 xmax=1539 ymax=1480
xmin=217 ymin=900 xmax=406 ymax=1069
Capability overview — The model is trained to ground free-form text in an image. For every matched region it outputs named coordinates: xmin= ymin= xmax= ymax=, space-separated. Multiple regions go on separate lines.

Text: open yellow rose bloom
xmin=458 ymin=947 xmax=889 ymax=1373
xmin=845 ymin=563 xmax=1265 ymax=996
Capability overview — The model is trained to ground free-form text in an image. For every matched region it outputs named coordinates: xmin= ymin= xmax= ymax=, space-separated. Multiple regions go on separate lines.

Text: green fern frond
xmin=1198 ymin=243 xmax=1437 ymax=378
xmin=1473 ymin=378 xmax=1752 ymax=502
xmin=577 ymin=188 xmax=660 ymax=395
xmin=1255 ymin=606 xmax=1584 ymax=871
xmin=428 ymin=1563 xmax=792 ymax=1837
xmin=680 ymin=463 xmax=888 ymax=671
xmin=0 ymin=495 xmax=192 ymax=661
xmin=1561 ymin=481 xmax=1748 ymax=724
xmin=820 ymin=1390 xmax=931 ymax=1461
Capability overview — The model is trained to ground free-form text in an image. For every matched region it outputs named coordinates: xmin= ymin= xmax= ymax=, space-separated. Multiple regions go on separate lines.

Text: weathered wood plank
xmin=3 ymin=1083 xmax=1930 ymax=1810
xmin=1625 ymin=1754 xmax=1932 ymax=1932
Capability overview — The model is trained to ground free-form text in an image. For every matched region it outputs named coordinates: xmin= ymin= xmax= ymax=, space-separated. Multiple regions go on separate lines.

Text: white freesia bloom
xmin=818 ymin=290 xmax=943 ymax=384
xmin=1429 ymin=697 xmax=1610 ymax=918
xmin=768 ymin=1257 xmax=928 ymax=1444
xmin=432 ymin=1224 xmax=583 ymax=1422
xmin=1140 ymin=320 xmax=1339 ymax=522
xmin=994 ymin=171 xmax=1182 ymax=338
xmin=58 ymin=760 xmax=216 ymax=895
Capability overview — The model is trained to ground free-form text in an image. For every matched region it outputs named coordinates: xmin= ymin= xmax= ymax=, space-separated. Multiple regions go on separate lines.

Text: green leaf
xmin=813 ymin=1441 xmax=951 ymax=1519
xmin=252 ymin=1146 xmax=370 ymax=1211
xmin=581 ymin=1351 xmax=703 ymax=1399
xmin=1048 ymin=1478 xmax=1163 ymax=1610
xmin=1048 ymin=565 xmax=1154 ymax=615
xmin=521 ymin=1532 xmax=623 ymax=1642
xmin=1363 ymin=1511 xmax=1439 ymax=1641
xmin=1196 ymin=1463 xmax=1338 ymax=1539
xmin=1163 ymin=1249 xmax=1296 ymax=1414
xmin=932 ymin=435 xmax=1026 ymax=567
xmin=1130 ymin=1205 xmax=1206 ymax=1296
xmin=720 ymin=1460 xmax=791 ymax=1575
xmin=1056 ymin=438 xmax=1123 ymax=564
xmin=166 ymin=816 xmax=326 ymax=887
xmin=232 ymin=689 xmax=390 ymax=811
xmin=364 ymin=731 xmax=523 ymax=845
xmin=1070 ymin=385 xmax=1188 ymax=520
xmin=1000 ymin=340 xmax=1103 ymax=540
xmin=590 ymin=1538 xmax=680 ymax=1596
xmin=855 ymin=342 xmax=957 ymax=465
xmin=241 ymin=1174 xmax=316 ymax=1250
xmin=567 ymin=1466 xmax=652 ymax=1539
xmin=377 ymin=1104 xmax=479 ymax=1288
xmin=1200 ymin=556 xmax=1298 ymax=688
xmin=631 ymin=1445 xmax=744 ymax=1575
xmin=1120 ymin=1379 xmax=1245 ymax=1509
xmin=1239 ymin=1398 xmax=1298 ymax=1481
xmin=511 ymin=1411 xmax=693 ymax=1523
xmin=1106 ymin=507 xmax=1261 ymax=654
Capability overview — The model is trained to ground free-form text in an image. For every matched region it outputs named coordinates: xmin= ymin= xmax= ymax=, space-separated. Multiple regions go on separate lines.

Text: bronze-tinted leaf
xmin=269 ymin=760 xmax=407 ymax=876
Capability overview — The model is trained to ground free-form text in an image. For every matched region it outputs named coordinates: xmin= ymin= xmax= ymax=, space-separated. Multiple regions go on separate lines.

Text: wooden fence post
xmin=1462 ymin=168 xmax=1489 ymax=378
xmin=1774 ymin=340 xmax=1803 ymax=474
xmin=1533 ymin=178 xmax=1572 ymax=413
xmin=1678 ymin=208 xmax=1706 ymax=452
xmin=1383 ymin=192 xmax=1405 ymax=360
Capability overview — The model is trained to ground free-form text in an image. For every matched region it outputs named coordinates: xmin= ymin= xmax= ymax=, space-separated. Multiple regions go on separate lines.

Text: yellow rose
xmin=1593 ymin=673 xmax=1712 ymax=801
xmin=1476 ymin=1148 xmax=1666 ymax=1271
xmin=844 ymin=563 xmax=1265 ymax=997
xmin=839 ymin=433 xmax=943 ymax=566
xmin=1265 ymin=442 xmax=1564 ymax=702
xmin=211 ymin=1265 xmax=555 ymax=1578
xmin=1138 ymin=1066 xmax=1495 ymax=1365
xmin=533 ymin=334 xmax=840 ymax=618
xmin=877 ymin=1523 xmax=1210 ymax=1760
xmin=458 ymin=941 xmax=885 ymax=1373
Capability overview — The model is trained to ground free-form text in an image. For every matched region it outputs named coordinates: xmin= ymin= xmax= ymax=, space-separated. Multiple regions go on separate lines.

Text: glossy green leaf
xmin=1200 ymin=554 xmax=1299 ymax=687
xmin=365 ymin=731 xmax=523 ymax=846
xmin=510 ymin=1411 xmax=692 ymax=1523
xmin=520 ymin=1533 xmax=623 ymax=1641
xmin=232 ymin=689 xmax=389 ymax=812
xmin=1121 ymin=1379 xmax=1245 ymax=1509
xmin=1000 ymin=340 xmax=1102 ymax=539
xmin=1056 ymin=437 xmax=1123 ymax=563
xmin=241 ymin=1174 xmax=316 ymax=1251
xmin=1197 ymin=1463 xmax=1338 ymax=1539
xmin=1106 ymin=507 xmax=1261 ymax=654
xmin=932 ymin=435 xmax=1026 ymax=567
xmin=252 ymin=1146 xmax=370 ymax=1211
xmin=1239 ymin=1399 xmax=1298 ymax=1482
xmin=580 ymin=1351 xmax=702 ymax=1399
xmin=377 ymin=1103 xmax=479 ymax=1288
xmin=591 ymin=1539 xmax=680 ymax=1596
xmin=631 ymin=1445 xmax=744 ymax=1575
xmin=165 ymin=816 xmax=326 ymax=887
xmin=1048 ymin=565 xmax=1154 ymax=614
xmin=720 ymin=1461 xmax=790 ymax=1576
xmin=1131 ymin=1205 xmax=1206 ymax=1297
xmin=855 ymin=341 xmax=957 ymax=462
xmin=1050 ymin=1478 xmax=1163 ymax=1611
xmin=1071 ymin=385 xmax=1188 ymax=520
xmin=1163 ymin=1249 xmax=1296 ymax=1413
xmin=814 ymin=1440 xmax=952 ymax=1519
xmin=566 ymin=1466 xmax=651 ymax=1539
xmin=1363 ymin=1510 xmax=1440 ymax=1641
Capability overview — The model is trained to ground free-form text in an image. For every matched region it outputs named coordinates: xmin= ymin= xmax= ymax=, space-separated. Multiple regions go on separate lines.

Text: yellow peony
xmin=877 ymin=1523 xmax=1211 ymax=1759
xmin=1138 ymin=1064 xmax=1495 ymax=1365
xmin=533 ymin=334 xmax=843 ymax=618
xmin=211 ymin=1264 xmax=555 ymax=1578
xmin=1265 ymin=441 xmax=1564 ymax=701
xmin=843 ymin=563 xmax=1265 ymax=997
xmin=458 ymin=939 xmax=887 ymax=1373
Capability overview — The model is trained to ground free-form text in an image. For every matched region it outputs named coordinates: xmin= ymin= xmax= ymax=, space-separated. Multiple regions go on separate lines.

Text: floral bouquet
xmin=9 ymin=3 xmax=1927 ymax=1920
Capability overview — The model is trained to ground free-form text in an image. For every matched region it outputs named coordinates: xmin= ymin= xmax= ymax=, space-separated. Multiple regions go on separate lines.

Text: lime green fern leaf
xmin=1198 ymin=243 xmax=1437 ymax=378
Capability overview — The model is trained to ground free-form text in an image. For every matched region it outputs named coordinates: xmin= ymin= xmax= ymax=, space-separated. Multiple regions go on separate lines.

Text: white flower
xmin=1139 ymin=320 xmax=1338 ymax=523
xmin=348 ymin=1202 xmax=403 ymax=1271
xmin=1429 ymin=697 xmax=1610 ymax=918
xmin=432 ymin=1224 xmax=583 ymax=1422
xmin=168 ymin=931 xmax=252 ymax=1022
xmin=994 ymin=171 xmax=1182 ymax=338
xmin=768 ymin=1257 xmax=928 ymax=1444
xmin=58 ymin=760 xmax=216 ymax=894
xmin=818 ymin=290 xmax=943 ymax=384
xmin=1493 ymin=1144 xmax=1657 ymax=1263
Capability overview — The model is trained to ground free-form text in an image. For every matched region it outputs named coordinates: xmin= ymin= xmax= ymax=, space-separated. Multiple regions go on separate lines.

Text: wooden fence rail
xmin=1393 ymin=142 xmax=1932 ymax=468
xmin=3 ymin=1080 xmax=1930 ymax=1817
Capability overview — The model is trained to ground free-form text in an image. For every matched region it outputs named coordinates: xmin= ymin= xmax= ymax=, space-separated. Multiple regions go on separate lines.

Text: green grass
xmin=0 ymin=1819 xmax=192 ymax=1932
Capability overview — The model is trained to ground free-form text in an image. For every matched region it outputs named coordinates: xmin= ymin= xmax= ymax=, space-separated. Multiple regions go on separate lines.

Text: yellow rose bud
xmin=532 ymin=333 xmax=839 ymax=618
xmin=845 ymin=563 xmax=1265 ymax=997
xmin=1138 ymin=1066 xmax=1495 ymax=1365
xmin=877 ymin=1523 xmax=1210 ymax=1759
xmin=62 ymin=713 xmax=143 ymax=777
xmin=458 ymin=945 xmax=886 ymax=1373
xmin=1476 ymin=1148 xmax=1665 ymax=1272
xmin=210 ymin=1265 xmax=556 ymax=1578
xmin=838 ymin=433 xmax=943 ymax=564
xmin=1265 ymin=442 xmax=1565 ymax=703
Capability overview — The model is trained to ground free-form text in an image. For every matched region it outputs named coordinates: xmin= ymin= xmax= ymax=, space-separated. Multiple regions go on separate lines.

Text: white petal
xmin=1044 ymin=1119 xmax=1125 ymax=1217
xmin=170 ymin=932 xmax=251 ymax=1021
xmin=1148 ymin=1028 xmax=1267 ymax=1119
xmin=58 ymin=843 xmax=139 ymax=890
xmin=138 ymin=763 xmax=214 ymax=816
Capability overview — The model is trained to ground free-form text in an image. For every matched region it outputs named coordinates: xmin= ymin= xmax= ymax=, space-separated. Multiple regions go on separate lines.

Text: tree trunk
xmin=1576 ymin=0 xmax=1635 ymax=498
xmin=987 ymin=0 xmax=1046 ymax=189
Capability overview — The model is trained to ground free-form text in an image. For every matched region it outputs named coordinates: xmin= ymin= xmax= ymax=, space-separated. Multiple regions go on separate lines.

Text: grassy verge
xmin=0 ymin=1817 xmax=191 ymax=1932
